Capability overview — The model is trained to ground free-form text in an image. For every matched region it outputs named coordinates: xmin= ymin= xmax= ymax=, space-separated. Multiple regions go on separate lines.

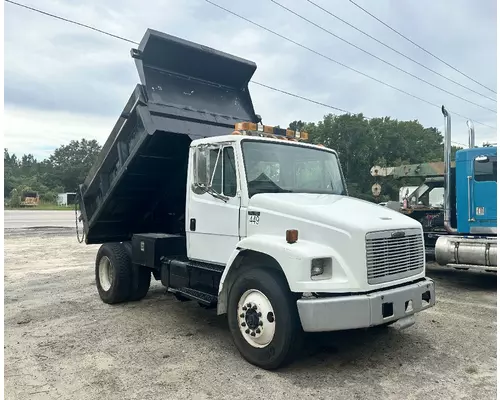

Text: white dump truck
xmin=77 ymin=29 xmax=435 ymax=369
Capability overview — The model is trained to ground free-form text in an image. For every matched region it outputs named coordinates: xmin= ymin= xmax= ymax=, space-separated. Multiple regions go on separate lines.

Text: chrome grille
xmin=366 ymin=229 xmax=424 ymax=284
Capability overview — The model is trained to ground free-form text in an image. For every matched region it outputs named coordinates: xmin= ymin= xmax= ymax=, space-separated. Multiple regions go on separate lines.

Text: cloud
xmin=4 ymin=0 xmax=497 ymax=159
xmin=4 ymin=105 xmax=115 ymax=160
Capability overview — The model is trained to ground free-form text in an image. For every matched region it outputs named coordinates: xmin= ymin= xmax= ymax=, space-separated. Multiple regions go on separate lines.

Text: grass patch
xmin=5 ymin=204 xmax=77 ymax=211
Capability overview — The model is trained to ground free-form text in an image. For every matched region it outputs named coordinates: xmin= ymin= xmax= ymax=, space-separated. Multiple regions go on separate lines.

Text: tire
xmin=227 ymin=267 xmax=303 ymax=370
xmin=129 ymin=264 xmax=151 ymax=301
xmin=95 ymin=243 xmax=132 ymax=304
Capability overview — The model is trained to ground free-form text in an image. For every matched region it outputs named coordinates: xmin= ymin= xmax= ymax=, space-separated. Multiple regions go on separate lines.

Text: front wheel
xmin=227 ymin=268 xmax=303 ymax=370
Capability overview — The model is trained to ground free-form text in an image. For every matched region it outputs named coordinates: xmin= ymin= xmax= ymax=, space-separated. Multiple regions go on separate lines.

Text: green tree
xmin=308 ymin=113 xmax=376 ymax=196
xmin=9 ymin=189 xmax=20 ymax=207
xmin=47 ymin=139 xmax=101 ymax=191
xmin=4 ymin=149 xmax=20 ymax=198
xmin=4 ymin=139 xmax=101 ymax=203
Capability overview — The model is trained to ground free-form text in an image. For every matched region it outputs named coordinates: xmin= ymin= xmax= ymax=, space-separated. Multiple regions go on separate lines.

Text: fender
xmin=216 ymin=234 xmax=356 ymax=315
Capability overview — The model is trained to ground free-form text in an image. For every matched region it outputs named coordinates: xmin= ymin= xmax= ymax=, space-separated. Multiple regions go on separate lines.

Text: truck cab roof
xmin=191 ymin=134 xmax=337 ymax=154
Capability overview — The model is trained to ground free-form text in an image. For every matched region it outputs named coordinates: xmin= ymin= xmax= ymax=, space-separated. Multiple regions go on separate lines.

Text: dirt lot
xmin=4 ymin=227 xmax=497 ymax=400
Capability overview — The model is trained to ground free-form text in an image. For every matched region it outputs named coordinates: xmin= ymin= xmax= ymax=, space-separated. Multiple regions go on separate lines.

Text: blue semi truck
xmin=371 ymin=107 xmax=496 ymax=272
xmin=435 ymin=107 xmax=496 ymax=271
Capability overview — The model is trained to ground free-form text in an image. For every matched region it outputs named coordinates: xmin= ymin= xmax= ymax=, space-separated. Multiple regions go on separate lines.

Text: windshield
xmin=241 ymin=140 xmax=346 ymax=197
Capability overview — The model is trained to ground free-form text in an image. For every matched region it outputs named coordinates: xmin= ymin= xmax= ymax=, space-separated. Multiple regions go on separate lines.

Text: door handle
xmin=190 ymin=218 xmax=196 ymax=231
xmin=467 ymin=176 xmax=475 ymax=222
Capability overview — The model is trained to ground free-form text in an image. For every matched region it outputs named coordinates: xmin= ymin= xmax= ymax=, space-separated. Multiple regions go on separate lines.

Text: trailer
xmin=77 ymin=29 xmax=435 ymax=369
xmin=57 ymin=192 xmax=76 ymax=207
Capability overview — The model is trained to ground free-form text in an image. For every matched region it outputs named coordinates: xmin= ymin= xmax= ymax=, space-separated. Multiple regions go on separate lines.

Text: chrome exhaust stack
xmin=441 ymin=106 xmax=457 ymax=234
xmin=467 ymin=120 xmax=475 ymax=148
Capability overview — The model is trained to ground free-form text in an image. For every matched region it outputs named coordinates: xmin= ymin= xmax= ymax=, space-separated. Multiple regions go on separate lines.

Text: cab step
xmin=187 ymin=260 xmax=225 ymax=274
xmin=169 ymin=287 xmax=218 ymax=306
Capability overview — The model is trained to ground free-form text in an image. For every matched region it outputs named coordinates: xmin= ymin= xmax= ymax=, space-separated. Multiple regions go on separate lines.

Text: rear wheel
xmin=95 ymin=243 xmax=132 ymax=304
xmin=227 ymin=267 xmax=303 ymax=370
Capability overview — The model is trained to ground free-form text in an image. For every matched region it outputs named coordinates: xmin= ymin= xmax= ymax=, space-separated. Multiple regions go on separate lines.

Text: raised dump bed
xmin=79 ymin=29 xmax=258 ymax=244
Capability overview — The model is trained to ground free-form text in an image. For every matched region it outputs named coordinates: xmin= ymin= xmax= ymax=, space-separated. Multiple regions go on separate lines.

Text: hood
xmin=248 ymin=193 xmax=421 ymax=233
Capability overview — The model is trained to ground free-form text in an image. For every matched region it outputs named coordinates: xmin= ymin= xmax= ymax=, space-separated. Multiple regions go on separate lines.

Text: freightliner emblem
xmin=391 ymin=231 xmax=406 ymax=238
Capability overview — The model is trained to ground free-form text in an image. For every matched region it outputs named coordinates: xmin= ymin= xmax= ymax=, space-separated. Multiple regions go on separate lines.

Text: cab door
xmin=471 ymin=154 xmax=497 ymax=233
xmin=186 ymin=143 xmax=241 ymax=265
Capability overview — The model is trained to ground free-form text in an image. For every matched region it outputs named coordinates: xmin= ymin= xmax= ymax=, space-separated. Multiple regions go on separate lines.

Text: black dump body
xmin=79 ymin=29 xmax=257 ymax=244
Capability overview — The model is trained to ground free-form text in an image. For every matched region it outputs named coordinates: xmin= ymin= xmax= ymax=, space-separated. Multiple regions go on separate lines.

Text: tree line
xmin=4 ymin=113 xmax=458 ymax=206
xmin=289 ymin=113 xmax=459 ymax=201
xmin=4 ymin=139 xmax=101 ymax=207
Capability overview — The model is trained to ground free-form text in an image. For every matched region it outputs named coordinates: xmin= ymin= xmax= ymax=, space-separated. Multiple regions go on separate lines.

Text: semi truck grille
xmin=366 ymin=229 xmax=424 ymax=285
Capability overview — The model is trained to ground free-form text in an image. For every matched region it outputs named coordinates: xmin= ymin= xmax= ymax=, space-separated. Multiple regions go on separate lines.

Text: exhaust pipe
xmin=466 ymin=120 xmax=475 ymax=148
xmin=441 ymin=106 xmax=457 ymax=234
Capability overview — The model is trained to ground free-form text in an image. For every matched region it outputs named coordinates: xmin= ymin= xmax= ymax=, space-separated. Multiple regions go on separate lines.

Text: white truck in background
xmin=77 ymin=29 xmax=435 ymax=369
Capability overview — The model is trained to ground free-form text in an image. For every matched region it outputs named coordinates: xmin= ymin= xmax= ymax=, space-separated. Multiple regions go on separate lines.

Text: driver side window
xmin=192 ymin=145 xmax=237 ymax=197
xmin=474 ymin=157 xmax=497 ymax=182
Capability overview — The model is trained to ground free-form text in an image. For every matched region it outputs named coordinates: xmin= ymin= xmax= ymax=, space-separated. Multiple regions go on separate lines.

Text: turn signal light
xmin=286 ymin=229 xmax=298 ymax=244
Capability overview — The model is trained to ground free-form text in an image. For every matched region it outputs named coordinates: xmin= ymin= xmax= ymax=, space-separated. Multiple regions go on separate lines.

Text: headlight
xmin=311 ymin=260 xmax=324 ymax=276
xmin=311 ymin=258 xmax=332 ymax=280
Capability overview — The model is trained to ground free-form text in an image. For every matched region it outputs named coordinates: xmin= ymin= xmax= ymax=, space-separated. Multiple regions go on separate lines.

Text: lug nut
xmin=252 ymin=305 xmax=257 ymax=310
xmin=256 ymin=329 xmax=261 ymax=334
xmin=241 ymin=322 xmax=246 ymax=327
xmin=259 ymin=321 xmax=263 ymax=326
xmin=257 ymin=312 xmax=262 ymax=317
xmin=242 ymin=307 xmax=247 ymax=311
xmin=250 ymin=331 xmax=256 ymax=337
xmin=240 ymin=313 xmax=244 ymax=318
xmin=245 ymin=329 xmax=250 ymax=334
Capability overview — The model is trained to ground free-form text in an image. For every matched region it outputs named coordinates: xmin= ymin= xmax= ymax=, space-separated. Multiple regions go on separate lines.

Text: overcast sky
xmin=4 ymin=0 xmax=497 ymax=159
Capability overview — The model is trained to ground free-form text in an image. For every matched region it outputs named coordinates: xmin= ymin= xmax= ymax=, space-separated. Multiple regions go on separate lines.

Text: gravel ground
xmin=4 ymin=227 xmax=497 ymax=400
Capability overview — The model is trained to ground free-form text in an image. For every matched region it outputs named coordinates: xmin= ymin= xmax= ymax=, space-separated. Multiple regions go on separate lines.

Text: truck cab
xmin=78 ymin=29 xmax=435 ymax=370
xmin=455 ymin=146 xmax=497 ymax=235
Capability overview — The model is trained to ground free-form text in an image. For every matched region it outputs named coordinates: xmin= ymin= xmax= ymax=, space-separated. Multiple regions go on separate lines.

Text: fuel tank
xmin=435 ymin=235 xmax=497 ymax=271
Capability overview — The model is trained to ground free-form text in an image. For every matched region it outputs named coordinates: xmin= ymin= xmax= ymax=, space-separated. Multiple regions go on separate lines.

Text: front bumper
xmin=296 ymin=278 xmax=435 ymax=332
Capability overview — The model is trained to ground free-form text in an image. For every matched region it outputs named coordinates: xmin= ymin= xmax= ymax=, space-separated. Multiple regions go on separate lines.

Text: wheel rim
xmin=237 ymin=289 xmax=276 ymax=348
xmin=98 ymin=256 xmax=113 ymax=291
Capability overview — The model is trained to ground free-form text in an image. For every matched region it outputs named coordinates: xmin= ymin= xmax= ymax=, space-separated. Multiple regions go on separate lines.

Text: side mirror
xmin=192 ymin=146 xmax=210 ymax=194
xmin=191 ymin=146 xmax=228 ymax=202
xmin=475 ymin=155 xmax=489 ymax=163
